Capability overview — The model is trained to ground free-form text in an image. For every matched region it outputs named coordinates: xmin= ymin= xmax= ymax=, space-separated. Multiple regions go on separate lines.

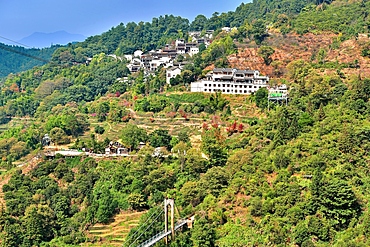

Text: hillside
xmin=230 ymin=32 xmax=370 ymax=79
xmin=0 ymin=43 xmax=58 ymax=78
xmin=0 ymin=0 xmax=370 ymax=246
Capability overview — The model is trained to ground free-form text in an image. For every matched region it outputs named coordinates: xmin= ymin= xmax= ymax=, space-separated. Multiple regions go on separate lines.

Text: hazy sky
xmin=0 ymin=0 xmax=247 ymax=44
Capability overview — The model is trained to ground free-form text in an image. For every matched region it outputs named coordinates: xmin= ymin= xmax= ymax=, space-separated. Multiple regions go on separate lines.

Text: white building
xmin=221 ymin=27 xmax=232 ymax=33
xmin=166 ymin=67 xmax=182 ymax=84
xmin=191 ymin=68 xmax=269 ymax=95
xmin=134 ymin=50 xmax=144 ymax=57
xmin=124 ymin=55 xmax=133 ymax=62
xmin=189 ymin=47 xmax=199 ymax=57
xmin=150 ymin=57 xmax=173 ymax=71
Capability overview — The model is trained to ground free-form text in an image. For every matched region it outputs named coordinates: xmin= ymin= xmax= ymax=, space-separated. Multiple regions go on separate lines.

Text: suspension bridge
xmin=123 ymin=199 xmax=194 ymax=247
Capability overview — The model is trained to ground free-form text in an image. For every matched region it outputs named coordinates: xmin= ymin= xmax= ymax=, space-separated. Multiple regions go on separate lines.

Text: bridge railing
xmin=136 ymin=219 xmax=188 ymax=247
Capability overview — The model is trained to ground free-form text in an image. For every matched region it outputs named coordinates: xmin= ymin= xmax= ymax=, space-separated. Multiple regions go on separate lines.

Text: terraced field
xmin=87 ymin=211 xmax=147 ymax=246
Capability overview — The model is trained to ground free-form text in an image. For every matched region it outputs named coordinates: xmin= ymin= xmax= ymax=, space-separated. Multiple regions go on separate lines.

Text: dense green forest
xmin=0 ymin=43 xmax=58 ymax=78
xmin=0 ymin=0 xmax=370 ymax=246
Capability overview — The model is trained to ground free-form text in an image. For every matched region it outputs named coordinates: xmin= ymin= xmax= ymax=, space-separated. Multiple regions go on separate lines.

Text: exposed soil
xmin=228 ymin=32 xmax=370 ymax=80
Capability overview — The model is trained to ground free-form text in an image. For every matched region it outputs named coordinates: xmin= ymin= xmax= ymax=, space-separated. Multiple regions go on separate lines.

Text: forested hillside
xmin=0 ymin=43 xmax=58 ymax=78
xmin=0 ymin=0 xmax=370 ymax=246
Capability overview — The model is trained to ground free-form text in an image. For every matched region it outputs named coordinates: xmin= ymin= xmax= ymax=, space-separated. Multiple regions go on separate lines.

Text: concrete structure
xmin=166 ymin=67 xmax=182 ymax=84
xmin=268 ymin=84 xmax=289 ymax=110
xmin=189 ymin=47 xmax=199 ymax=57
xmin=191 ymin=68 xmax=269 ymax=95
xmin=134 ymin=50 xmax=144 ymax=57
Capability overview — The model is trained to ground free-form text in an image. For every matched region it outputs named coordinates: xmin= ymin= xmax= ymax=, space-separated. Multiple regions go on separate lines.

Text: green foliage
xmin=201 ymin=128 xmax=228 ymax=167
xmin=292 ymin=1 xmax=370 ymax=36
xmin=191 ymin=216 xmax=216 ymax=247
xmin=251 ymin=19 xmax=268 ymax=45
xmin=255 ymin=87 xmax=268 ymax=109
xmin=203 ymin=36 xmax=236 ymax=64
xmin=135 ymin=94 xmax=169 ymax=112
xmin=258 ymin=46 xmax=275 ymax=65
xmin=120 ymin=124 xmax=147 ymax=150
xmin=2 ymin=1 xmax=370 ymax=246
xmin=94 ymin=125 xmax=105 ymax=134
xmin=149 ymin=129 xmax=172 ymax=149
xmin=0 ymin=43 xmax=58 ymax=77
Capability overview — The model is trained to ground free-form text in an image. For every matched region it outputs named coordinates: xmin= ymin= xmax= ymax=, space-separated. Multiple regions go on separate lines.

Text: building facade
xmin=191 ymin=68 xmax=269 ymax=95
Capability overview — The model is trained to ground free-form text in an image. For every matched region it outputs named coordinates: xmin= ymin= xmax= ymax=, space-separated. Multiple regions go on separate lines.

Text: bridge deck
xmin=136 ymin=220 xmax=187 ymax=247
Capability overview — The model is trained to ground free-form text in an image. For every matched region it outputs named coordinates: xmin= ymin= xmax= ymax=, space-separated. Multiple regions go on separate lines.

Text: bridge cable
xmin=128 ymin=210 xmax=164 ymax=247
xmin=123 ymin=206 xmax=163 ymax=246
xmin=0 ymin=35 xmax=32 ymax=48
xmin=0 ymin=43 xmax=50 ymax=63
xmin=123 ymin=207 xmax=162 ymax=245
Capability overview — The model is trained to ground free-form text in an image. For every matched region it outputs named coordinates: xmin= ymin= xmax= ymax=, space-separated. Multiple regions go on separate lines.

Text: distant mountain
xmin=19 ymin=31 xmax=86 ymax=48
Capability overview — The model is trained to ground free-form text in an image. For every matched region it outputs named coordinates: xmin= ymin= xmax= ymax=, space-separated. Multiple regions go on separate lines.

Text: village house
xmin=166 ymin=67 xmax=182 ymax=84
xmin=191 ymin=68 xmax=269 ymax=94
xmin=134 ymin=50 xmax=144 ymax=57
xmin=189 ymin=47 xmax=199 ymax=57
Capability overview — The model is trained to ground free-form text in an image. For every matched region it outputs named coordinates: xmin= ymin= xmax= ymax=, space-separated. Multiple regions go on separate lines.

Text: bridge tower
xmin=164 ymin=198 xmax=175 ymax=245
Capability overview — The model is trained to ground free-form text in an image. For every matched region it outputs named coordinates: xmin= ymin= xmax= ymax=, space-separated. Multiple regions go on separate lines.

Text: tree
xmin=121 ymin=124 xmax=147 ymax=150
xmin=258 ymin=46 xmax=275 ymax=65
xmin=190 ymin=14 xmax=208 ymax=31
xmin=127 ymin=192 xmax=147 ymax=210
xmin=178 ymin=128 xmax=190 ymax=143
xmin=191 ymin=216 xmax=216 ymax=247
xmin=201 ymin=128 xmax=227 ymax=167
xmin=22 ymin=204 xmax=56 ymax=246
xmin=50 ymin=127 xmax=69 ymax=145
xmin=96 ymin=101 xmax=110 ymax=122
xmin=149 ymin=129 xmax=172 ymax=149
xmin=255 ymin=87 xmax=268 ymax=109
xmin=0 ymin=107 xmax=10 ymax=124
xmin=95 ymin=186 xmax=117 ymax=223
xmin=251 ymin=19 xmax=267 ymax=45
xmin=320 ymin=179 xmax=360 ymax=229
xmin=199 ymin=167 xmax=229 ymax=197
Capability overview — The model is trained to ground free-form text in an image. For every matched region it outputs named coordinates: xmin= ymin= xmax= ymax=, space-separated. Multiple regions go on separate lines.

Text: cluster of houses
xmin=114 ymin=27 xmax=287 ymax=97
xmin=125 ymin=31 xmax=213 ymax=74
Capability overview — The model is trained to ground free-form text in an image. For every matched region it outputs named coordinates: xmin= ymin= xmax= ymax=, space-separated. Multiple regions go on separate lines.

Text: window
xmin=204 ymin=84 xmax=207 ymax=87
xmin=222 ymin=89 xmax=225 ymax=92
xmin=244 ymin=90 xmax=247 ymax=93
xmin=218 ymin=84 xmax=220 ymax=87
xmin=222 ymin=84 xmax=225 ymax=87
xmin=227 ymin=89 xmax=230 ymax=92
xmin=204 ymin=89 xmax=207 ymax=91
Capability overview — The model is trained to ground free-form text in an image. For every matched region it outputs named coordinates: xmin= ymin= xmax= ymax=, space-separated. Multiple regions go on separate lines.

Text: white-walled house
xmin=124 ymin=55 xmax=133 ymax=62
xmin=134 ymin=50 xmax=144 ymax=57
xmin=191 ymin=68 xmax=269 ymax=94
xmin=166 ymin=67 xmax=182 ymax=84
xmin=189 ymin=47 xmax=199 ymax=56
